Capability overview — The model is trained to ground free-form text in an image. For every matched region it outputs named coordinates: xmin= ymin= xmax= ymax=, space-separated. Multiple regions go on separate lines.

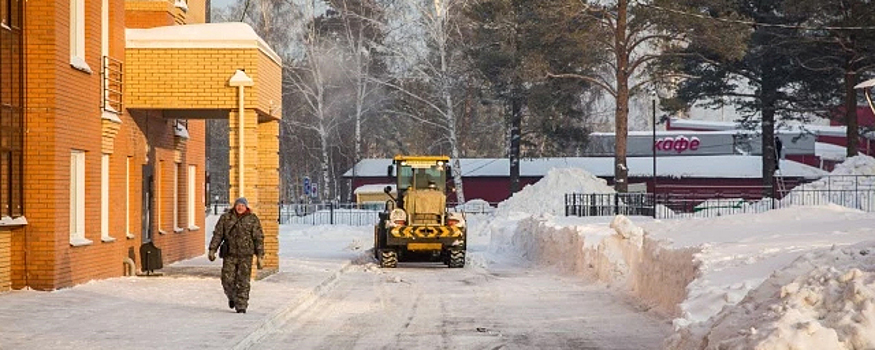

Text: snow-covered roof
xmin=344 ymin=156 xmax=826 ymax=179
xmin=669 ymin=118 xmax=875 ymax=139
xmin=815 ymin=142 xmax=847 ymax=162
xmin=354 ymin=184 xmax=396 ymax=194
xmin=591 ymin=130 xmax=740 ymax=137
xmin=126 ymin=22 xmax=282 ymax=65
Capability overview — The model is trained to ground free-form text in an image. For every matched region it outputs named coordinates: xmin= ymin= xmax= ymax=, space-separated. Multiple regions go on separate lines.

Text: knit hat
xmin=234 ymin=197 xmax=249 ymax=208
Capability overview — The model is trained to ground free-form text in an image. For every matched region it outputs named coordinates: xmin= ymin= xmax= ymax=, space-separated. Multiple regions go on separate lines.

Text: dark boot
xmin=236 ymin=309 xmax=246 ymax=314
xmin=228 ymin=299 xmax=235 ymax=309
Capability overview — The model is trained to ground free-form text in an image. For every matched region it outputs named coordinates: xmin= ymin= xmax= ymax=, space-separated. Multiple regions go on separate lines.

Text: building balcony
xmin=124 ymin=22 xmax=282 ymax=122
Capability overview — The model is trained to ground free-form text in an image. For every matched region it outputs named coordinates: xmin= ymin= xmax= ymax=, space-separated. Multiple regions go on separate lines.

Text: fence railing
xmin=102 ymin=55 xmax=123 ymax=113
xmin=566 ymin=187 xmax=875 ymax=219
xmin=208 ymin=201 xmax=498 ymax=226
xmin=566 ymin=175 xmax=875 ymax=219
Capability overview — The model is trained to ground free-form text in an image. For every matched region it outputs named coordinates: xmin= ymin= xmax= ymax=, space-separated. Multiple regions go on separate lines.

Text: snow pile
xmin=783 ymin=155 xmax=875 ymax=210
xmin=487 ymin=202 xmax=875 ymax=343
xmin=494 ymin=168 xmax=614 ymax=217
xmin=487 ymin=214 xmax=696 ymax=316
xmin=670 ymin=243 xmax=875 ymax=350
xmin=456 ymin=199 xmax=494 ymax=214
xmin=824 ymin=155 xmax=875 ymax=177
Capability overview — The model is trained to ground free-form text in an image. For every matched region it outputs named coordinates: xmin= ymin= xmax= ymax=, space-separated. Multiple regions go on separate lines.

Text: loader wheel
xmin=379 ymin=249 xmax=398 ymax=268
xmin=448 ymin=250 xmax=465 ymax=268
xmin=374 ymin=231 xmax=380 ymax=261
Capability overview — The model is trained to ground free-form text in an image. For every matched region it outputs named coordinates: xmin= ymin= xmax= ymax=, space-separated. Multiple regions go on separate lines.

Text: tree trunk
xmin=761 ymin=102 xmax=776 ymax=198
xmin=447 ymin=89 xmax=465 ymax=204
xmin=320 ymin=127 xmax=331 ymax=201
xmin=613 ymin=0 xmax=629 ymax=193
xmin=352 ymin=66 xmax=364 ymax=202
xmin=438 ymin=18 xmax=465 ymax=204
xmin=509 ymin=89 xmax=522 ymax=194
xmin=845 ymin=70 xmax=859 ymax=157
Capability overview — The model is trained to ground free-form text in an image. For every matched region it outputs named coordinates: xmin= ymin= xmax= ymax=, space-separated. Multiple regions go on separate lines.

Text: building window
xmin=187 ymin=165 xmax=198 ymax=230
xmin=70 ymin=151 xmax=90 ymax=246
xmin=126 ymin=157 xmax=132 ymax=239
xmin=100 ymin=154 xmax=114 ymax=242
xmin=0 ymin=0 xmax=23 ymax=220
xmin=1 ymin=0 xmax=8 ymax=28
xmin=173 ymin=162 xmax=181 ymax=232
xmin=69 ymin=0 xmax=90 ymax=72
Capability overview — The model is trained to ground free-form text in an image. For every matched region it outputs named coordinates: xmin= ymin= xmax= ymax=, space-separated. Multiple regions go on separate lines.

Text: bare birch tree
xmin=373 ymin=0 xmax=470 ymax=204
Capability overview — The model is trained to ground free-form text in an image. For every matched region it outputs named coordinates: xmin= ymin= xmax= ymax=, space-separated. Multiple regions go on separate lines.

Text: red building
xmin=666 ymin=118 xmax=875 ymax=171
xmin=345 ymin=156 xmax=826 ymax=204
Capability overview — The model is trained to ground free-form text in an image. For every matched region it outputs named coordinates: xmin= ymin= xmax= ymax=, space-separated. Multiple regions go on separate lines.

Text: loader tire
xmin=448 ymin=250 xmax=465 ymax=268
xmin=379 ymin=249 xmax=398 ymax=268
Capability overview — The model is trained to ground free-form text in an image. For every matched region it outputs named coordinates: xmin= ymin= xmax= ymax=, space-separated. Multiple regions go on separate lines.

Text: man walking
xmin=208 ymin=197 xmax=264 ymax=313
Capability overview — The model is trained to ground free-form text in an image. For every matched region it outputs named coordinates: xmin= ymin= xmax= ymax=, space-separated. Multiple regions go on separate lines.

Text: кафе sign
xmin=653 ymin=135 xmax=702 ymax=153
xmin=585 ymin=131 xmax=815 ymax=157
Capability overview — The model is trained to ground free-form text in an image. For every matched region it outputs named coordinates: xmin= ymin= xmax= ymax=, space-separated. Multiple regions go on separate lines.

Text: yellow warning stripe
xmin=390 ymin=226 xmax=463 ymax=238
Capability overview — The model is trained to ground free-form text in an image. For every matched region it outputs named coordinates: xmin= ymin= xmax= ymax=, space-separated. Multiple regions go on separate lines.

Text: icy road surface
xmin=252 ymin=255 xmax=669 ymax=350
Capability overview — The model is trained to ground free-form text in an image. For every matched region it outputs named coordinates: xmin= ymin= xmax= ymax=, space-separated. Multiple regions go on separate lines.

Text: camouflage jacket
xmin=209 ymin=210 xmax=265 ymax=259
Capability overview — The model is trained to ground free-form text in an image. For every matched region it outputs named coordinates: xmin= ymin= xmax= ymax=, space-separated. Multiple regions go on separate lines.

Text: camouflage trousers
xmin=221 ymin=256 xmax=253 ymax=310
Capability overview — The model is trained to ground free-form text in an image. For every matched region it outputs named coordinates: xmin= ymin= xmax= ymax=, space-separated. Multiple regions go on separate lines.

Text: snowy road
xmin=252 ymin=254 xmax=669 ymax=350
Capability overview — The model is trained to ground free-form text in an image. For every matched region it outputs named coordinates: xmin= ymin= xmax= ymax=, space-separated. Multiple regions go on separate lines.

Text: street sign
xmin=311 ymin=183 xmax=319 ymax=198
xmin=303 ymin=177 xmax=311 ymax=196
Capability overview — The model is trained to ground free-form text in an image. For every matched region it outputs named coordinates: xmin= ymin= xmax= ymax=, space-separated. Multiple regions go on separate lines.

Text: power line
xmin=637 ymin=1 xmax=875 ymax=31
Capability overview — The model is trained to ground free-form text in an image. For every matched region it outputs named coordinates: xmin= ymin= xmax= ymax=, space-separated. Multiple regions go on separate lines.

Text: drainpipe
xmin=228 ymin=70 xmax=255 ymax=198
xmin=123 ymin=257 xmax=136 ymax=277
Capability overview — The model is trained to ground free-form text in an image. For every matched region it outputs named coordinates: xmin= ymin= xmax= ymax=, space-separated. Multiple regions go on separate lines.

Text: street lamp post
xmin=651 ymin=98 xmax=658 ymax=218
xmin=652 ymin=98 xmax=657 ymax=195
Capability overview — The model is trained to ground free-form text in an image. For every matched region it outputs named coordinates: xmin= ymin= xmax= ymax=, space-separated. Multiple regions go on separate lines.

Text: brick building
xmin=0 ymin=0 xmax=282 ymax=291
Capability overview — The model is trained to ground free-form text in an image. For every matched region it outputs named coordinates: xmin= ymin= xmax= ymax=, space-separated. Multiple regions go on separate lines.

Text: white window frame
xmin=187 ymin=165 xmax=199 ymax=230
xmin=69 ymin=0 xmax=90 ymax=72
xmin=157 ymin=160 xmax=166 ymax=234
xmin=100 ymin=154 xmax=115 ymax=242
xmin=126 ymin=157 xmax=133 ymax=239
xmin=70 ymin=150 xmax=91 ymax=246
xmin=173 ymin=162 xmax=182 ymax=233
xmin=101 ymin=0 xmax=108 ymax=58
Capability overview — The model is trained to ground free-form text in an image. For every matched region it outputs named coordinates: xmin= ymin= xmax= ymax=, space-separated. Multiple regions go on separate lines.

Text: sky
xmin=210 ymin=0 xmax=233 ymax=12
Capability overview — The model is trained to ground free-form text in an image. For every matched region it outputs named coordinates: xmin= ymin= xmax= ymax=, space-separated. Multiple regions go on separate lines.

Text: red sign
xmin=654 ymin=136 xmax=701 ymax=153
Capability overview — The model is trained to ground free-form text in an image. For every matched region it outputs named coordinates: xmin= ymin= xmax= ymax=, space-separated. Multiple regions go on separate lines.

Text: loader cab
xmin=397 ymin=162 xmax=447 ymax=193
xmin=387 ymin=156 xmax=450 ymax=225
xmin=376 ymin=155 xmax=466 ymax=268
xmin=387 ymin=156 xmax=450 ymax=205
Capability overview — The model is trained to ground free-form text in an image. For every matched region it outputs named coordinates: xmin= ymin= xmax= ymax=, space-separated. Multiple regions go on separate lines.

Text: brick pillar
xmin=229 ymin=108 xmax=279 ymax=277
xmin=228 ymin=108 xmax=259 ymax=203
xmin=0 ymin=230 xmax=10 ymax=292
xmin=257 ymin=120 xmax=279 ymax=271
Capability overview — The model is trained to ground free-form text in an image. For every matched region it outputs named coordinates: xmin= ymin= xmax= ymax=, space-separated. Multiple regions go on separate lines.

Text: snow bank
xmin=456 ymin=199 xmax=494 ymax=214
xmin=669 ymin=242 xmax=875 ymax=350
xmin=487 ymin=204 xmax=875 ymax=345
xmin=488 ymin=214 xmax=697 ymax=317
xmin=494 ymin=168 xmax=614 ymax=217
xmin=782 ymin=155 xmax=875 ymax=211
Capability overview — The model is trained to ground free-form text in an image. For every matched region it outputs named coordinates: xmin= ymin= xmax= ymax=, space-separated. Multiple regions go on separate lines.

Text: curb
xmin=229 ymin=261 xmax=355 ymax=350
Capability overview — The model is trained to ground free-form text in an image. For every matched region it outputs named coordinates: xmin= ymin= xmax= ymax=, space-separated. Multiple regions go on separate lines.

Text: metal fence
xmin=566 ymin=176 xmax=875 ymax=219
xmin=275 ymin=201 xmax=498 ymax=226
xmin=279 ymin=203 xmax=380 ymax=226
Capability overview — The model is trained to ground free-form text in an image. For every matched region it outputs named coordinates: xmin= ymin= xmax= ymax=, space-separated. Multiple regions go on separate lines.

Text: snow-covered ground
xmin=487 ymin=158 xmax=875 ymax=350
xmin=4 ymin=156 xmax=875 ymax=349
xmin=0 ymin=223 xmax=373 ymax=350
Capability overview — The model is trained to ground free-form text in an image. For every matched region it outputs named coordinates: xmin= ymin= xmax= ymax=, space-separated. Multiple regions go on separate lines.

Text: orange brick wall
xmin=124 ymin=0 xmax=175 ymax=28
xmin=18 ymin=0 xmax=208 ymax=290
xmin=125 ymin=48 xmax=259 ymax=110
xmin=125 ymin=10 xmax=175 ymax=28
xmin=0 ymin=231 xmax=11 ymax=291
xmin=256 ymin=53 xmax=283 ymax=118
